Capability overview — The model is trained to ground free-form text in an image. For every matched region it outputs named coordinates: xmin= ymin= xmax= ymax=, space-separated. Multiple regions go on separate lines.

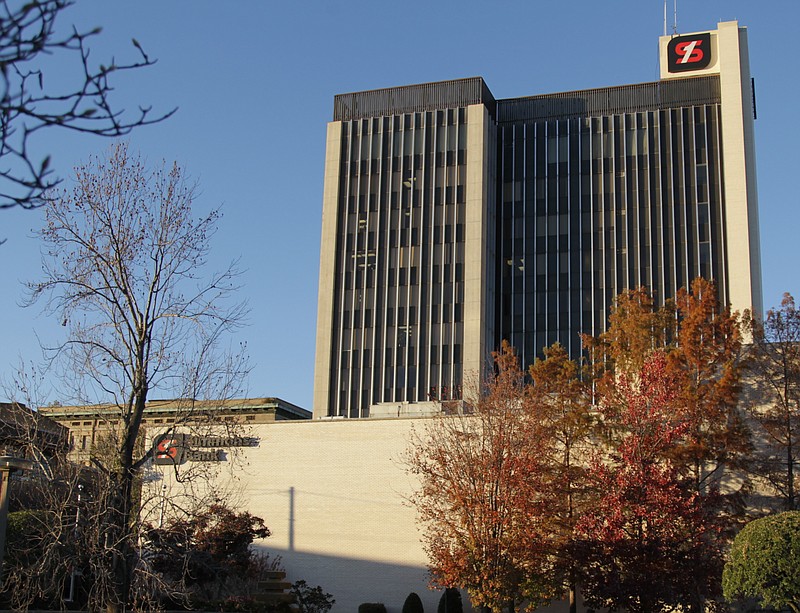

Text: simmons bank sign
xmin=152 ymin=433 xmax=259 ymax=465
xmin=667 ymin=32 xmax=712 ymax=73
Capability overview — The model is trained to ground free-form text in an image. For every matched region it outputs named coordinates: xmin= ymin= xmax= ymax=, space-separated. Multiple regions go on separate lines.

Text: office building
xmin=314 ymin=21 xmax=761 ymax=419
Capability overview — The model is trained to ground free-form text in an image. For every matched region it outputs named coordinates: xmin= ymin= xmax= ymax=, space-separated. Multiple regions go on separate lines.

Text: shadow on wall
xmin=257 ymin=546 xmax=577 ymax=613
xmin=255 ymin=545 xmax=439 ymax=613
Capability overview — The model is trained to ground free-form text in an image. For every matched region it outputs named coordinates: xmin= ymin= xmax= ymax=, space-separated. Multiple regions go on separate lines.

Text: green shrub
xmin=437 ymin=588 xmax=463 ymax=613
xmin=402 ymin=592 xmax=424 ymax=613
xmin=723 ymin=511 xmax=800 ymax=611
xmin=358 ymin=603 xmax=387 ymax=613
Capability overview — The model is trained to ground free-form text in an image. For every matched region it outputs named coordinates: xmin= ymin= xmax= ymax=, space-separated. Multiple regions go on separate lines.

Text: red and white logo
xmin=667 ymin=33 xmax=712 ymax=73
xmin=153 ymin=433 xmax=186 ymax=465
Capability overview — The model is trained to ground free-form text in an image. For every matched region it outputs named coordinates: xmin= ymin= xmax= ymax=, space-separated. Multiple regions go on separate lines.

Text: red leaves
xmin=608 ymin=352 xmax=687 ymax=463
xmin=576 ymin=353 xmax=724 ymax=612
xmin=409 ymin=278 xmax=745 ymax=612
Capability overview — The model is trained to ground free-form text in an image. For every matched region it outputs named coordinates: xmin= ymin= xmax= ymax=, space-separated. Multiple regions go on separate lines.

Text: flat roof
xmin=39 ymin=397 xmax=311 ymax=421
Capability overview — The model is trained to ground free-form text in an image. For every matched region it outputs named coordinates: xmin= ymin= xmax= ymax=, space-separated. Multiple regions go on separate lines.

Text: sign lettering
xmin=152 ymin=432 xmax=258 ymax=466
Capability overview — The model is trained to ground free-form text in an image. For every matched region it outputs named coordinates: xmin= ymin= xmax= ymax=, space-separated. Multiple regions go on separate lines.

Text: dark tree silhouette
xmin=1 ymin=0 xmax=173 ymax=210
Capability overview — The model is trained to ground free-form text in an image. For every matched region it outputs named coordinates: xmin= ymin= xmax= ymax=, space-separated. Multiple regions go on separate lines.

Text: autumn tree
xmin=1 ymin=0 xmax=173 ymax=210
xmin=406 ymin=341 xmax=556 ymax=613
xmin=744 ymin=293 xmax=800 ymax=510
xmin=585 ymin=280 xmax=748 ymax=513
xmin=24 ymin=142 xmax=248 ymax=612
xmin=576 ymin=352 xmax=725 ymax=613
xmin=723 ymin=511 xmax=800 ymax=612
xmin=527 ymin=343 xmax=595 ymax=613
xmin=669 ymin=277 xmax=748 ymax=498
xmin=146 ymin=503 xmax=270 ymax=584
xmin=582 ymin=286 xmax=675 ymax=382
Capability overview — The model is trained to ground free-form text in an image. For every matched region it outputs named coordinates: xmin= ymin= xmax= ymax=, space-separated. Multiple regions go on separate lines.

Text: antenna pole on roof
xmin=664 ymin=0 xmax=667 ymax=36
xmin=673 ymin=0 xmax=678 ymax=34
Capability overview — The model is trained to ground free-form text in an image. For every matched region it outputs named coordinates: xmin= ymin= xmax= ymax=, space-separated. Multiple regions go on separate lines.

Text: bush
xmin=358 ymin=603 xmax=387 ymax=613
xmin=723 ymin=511 xmax=800 ymax=611
xmin=1 ymin=510 xmax=69 ymax=610
xmin=437 ymin=588 xmax=463 ymax=613
xmin=292 ymin=580 xmax=335 ymax=613
xmin=402 ymin=592 xmax=424 ymax=613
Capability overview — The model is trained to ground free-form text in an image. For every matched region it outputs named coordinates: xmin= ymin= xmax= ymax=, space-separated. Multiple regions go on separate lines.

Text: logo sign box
xmin=667 ymin=33 xmax=712 ymax=73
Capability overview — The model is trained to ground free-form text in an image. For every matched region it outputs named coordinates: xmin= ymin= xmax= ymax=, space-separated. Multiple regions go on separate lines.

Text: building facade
xmin=39 ymin=397 xmax=311 ymax=463
xmin=314 ymin=21 xmax=762 ymax=419
xmin=0 ymin=402 xmax=68 ymax=459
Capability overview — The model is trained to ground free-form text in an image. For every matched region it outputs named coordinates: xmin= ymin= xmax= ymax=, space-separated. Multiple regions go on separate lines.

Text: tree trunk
xmin=105 ymin=468 xmax=135 ymax=613
xmin=568 ymin=567 xmax=577 ymax=613
xmin=787 ymin=386 xmax=795 ymax=510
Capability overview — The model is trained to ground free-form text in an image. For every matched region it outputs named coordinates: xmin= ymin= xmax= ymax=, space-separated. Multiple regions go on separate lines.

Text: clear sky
xmin=2 ymin=0 xmax=798 ymax=410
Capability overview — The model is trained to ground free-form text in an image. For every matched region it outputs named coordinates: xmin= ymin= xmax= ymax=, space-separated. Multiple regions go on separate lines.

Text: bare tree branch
xmin=744 ymin=294 xmax=800 ymax=510
xmin=1 ymin=0 xmax=175 ymax=210
xmin=19 ymin=142 xmax=249 ymax=611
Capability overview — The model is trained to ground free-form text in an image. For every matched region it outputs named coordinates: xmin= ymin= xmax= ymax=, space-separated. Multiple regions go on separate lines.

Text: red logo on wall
xmin=153 ymin=433 xmax=186 ymax=465
xmin=667 ymin=33 xmax=712 ymax=73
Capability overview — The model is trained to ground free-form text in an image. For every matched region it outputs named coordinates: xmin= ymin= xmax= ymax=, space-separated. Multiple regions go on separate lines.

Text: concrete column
xmin=462 ymin=104 xmax=494 ymax=389
xmin=313 ymin=121 xmax=343 ymax=418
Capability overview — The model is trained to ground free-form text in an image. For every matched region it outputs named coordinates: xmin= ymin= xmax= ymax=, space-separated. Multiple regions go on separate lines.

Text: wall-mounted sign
xmin=152 ymin=433 xmax=259 ymax=466
xmin=667 ymin=33 xmax=712 ymax=73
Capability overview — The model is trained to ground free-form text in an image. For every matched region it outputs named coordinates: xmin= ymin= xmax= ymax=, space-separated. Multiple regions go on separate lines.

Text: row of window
xmin=496 ymin=105 xmax=725 ymax=363
xmin=330 ymin=109 xmax=471 ymax=417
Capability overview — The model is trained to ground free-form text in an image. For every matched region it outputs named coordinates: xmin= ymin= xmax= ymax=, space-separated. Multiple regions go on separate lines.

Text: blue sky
xmin=2 ymin=0 xmax=798 ymax=410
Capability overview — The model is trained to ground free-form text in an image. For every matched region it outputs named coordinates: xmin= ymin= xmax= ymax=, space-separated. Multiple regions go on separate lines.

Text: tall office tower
xmin=313 ymin=21 xmax=761 ymax=419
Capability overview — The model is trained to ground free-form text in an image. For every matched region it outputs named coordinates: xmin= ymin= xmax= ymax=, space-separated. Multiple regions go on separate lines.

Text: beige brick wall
xmin=157 ymin=418 xmax=434 ymax=612
xmin=151 ymin=416 xmax=604 ymax=612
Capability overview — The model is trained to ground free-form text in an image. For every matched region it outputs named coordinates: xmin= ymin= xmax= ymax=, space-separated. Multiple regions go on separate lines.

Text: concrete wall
xmin=159 ymin=418 xmax=435 ymax=612
xmin=659 ymin=21 xmax=762 ymax=317
xmin=154 ymin=416 xmax=582 ymax=613
xmin=463 ymin=103 xmax=494 ymax=390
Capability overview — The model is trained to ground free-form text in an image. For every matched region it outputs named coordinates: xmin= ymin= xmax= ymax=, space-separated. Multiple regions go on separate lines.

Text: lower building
xmin=0 ymin=402 xmax=68 ymax=458
xmin=153 ymin=417 xmax=575 ymax=613
xmin=39 ymin=397 xmax=310 ymax=463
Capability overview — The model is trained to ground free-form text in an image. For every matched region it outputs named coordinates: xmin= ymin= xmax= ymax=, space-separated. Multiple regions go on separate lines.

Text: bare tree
xmin=0 ymin=364 xmax=93 ymax=610
xmin=24 ymin=142 xmax=249 ymax=612
xmin=1 ymin=369 xmax=253 ymax=611
xmin=744 ymin=293 xmax=800 ymax=510
xmin=1 ymin=0 xmax=174 ymax=210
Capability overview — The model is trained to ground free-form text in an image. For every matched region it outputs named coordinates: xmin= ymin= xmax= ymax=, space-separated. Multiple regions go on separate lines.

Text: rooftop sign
xmin=667 ymin=33 xmax=712 ymax=73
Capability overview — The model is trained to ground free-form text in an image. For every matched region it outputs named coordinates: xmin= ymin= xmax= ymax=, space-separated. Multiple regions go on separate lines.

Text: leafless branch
xmin=1 ymin=0 xmax=175 ymax=210
xmin=18 ymin=143 xmax=250 ymax=611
